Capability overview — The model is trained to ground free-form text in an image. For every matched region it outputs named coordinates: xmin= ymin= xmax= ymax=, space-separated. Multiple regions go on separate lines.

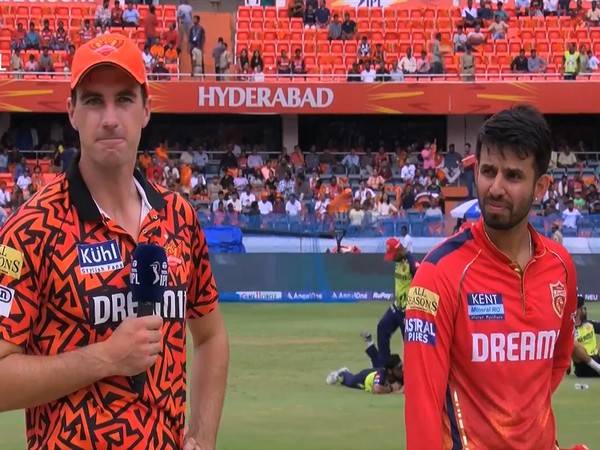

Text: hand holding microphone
xmin=99 ymin=244 xmax=168 ymax=393
xmin=129 ymin=244 xmax=168 ymax=395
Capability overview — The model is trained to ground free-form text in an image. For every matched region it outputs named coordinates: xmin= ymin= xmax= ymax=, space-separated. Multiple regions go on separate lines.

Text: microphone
xmin=129 ymin=243 xmax=168 ymax=396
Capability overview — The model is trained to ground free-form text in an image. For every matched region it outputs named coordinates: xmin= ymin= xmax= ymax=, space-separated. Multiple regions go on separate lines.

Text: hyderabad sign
xmin=198 ymin=86 xmax=335 ymax=110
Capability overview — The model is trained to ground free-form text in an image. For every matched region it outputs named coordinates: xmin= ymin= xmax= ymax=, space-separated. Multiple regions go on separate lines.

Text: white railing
xmin=2 ymin=70 xmax=600 ymax=82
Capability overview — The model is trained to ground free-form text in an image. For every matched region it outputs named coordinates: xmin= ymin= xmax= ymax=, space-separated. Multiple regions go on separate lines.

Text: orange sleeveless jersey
xmin=404 ymin=219 xmax=577 ymax=450
xmin=0 ymin=162 xmax=219 ymax=449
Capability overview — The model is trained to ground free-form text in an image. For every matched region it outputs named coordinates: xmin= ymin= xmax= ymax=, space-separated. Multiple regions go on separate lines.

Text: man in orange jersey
xmin=0 ymin=33 xmax=228 ymax=450
xmin=404 ymin=106 xmax=577 ymax=450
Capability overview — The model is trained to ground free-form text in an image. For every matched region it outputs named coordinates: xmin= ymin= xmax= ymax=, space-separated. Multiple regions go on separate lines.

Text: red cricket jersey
xmin=404 ymin=219 xmax=576 ymax=450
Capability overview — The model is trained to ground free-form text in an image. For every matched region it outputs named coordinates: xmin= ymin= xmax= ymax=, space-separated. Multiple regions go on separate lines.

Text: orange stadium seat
xmin=495 ymin=40 xmax=509 ymax=54
xmin=277 ymin=28 xmax=290 ymax=40
xmin=383 ymin=8 xmax=396 ymax=19
xmin=370 ymin=8 xmax=383 ymax=19
xmin=357 ymin=8 xmax=369 ymax=19
xmin=304 ymin=28 xmax=316 ymax=41
xmin=290 ymin=18 xmax=303 ymax=30
xmin=290 ymin=39 xmax=302 ymax=52
xmin=332 ymin=54 xmax=343 ymax=65
xmin=237 ymin=6 xmax=251 ymax=20
xmin=343 ymin=8 xmax=356 ymax=19
xmin=537 ymin=41 xmax=550 ymax=53
xmin=277 ymin=42 xmax=290 ymax=54
xmin=384 ymin=30 xmax=398 ymax=41
xmin=251 ymin=8 xmax=263 ymax=20
xmin=304 ymin=53 xmax=316 ymax=65
xmin=316 ymin=29 xmax=328 ymax=40
xmin=396 ymin=19 xmax=410 ymax=30
xmin=263 ymin=41 xmax=276 ymax=54
xmin=579 ymin=39 xmax=591 ymax=50
xmin=315 ymin=40 xmax=328 ymax=54
xmin=411 ymin=9 xmax=423 ymax=19
xmin=330 ymin=41 xmax=343 ymax=53
xmin=396 ymin=9 xmax=409 ymax=19
xmin=413 ymin=41 xmax=425 ymax=54
xmin=264 ymin=7 xmax=277 ymax=19
xmin=551 ymin=39 xmax=564 ymax=54
xmin=371 ymin=20 xmax=383 ymax=31
xmin=548 ymin=28 xmax=562 ymax=40
xmin=277 ymin=8 xmax=288 ymax=19
xmin=263 ymin=54 xmax=275 ymax=66
xmin=345 ymin=41 xmax=357 ymax=54
xmin=383 ymin=18 xmax=396 ymax=31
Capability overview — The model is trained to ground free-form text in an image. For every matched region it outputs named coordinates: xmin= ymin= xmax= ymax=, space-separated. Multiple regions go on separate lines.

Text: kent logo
xmin=77 ymin=240 xmax=124 ymax=275
xmin=467 ymin=293 xmax=505 ymax=320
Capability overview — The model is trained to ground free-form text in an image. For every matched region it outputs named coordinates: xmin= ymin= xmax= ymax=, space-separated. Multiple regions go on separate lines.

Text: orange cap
xmin=70 ymin=33 xmax=147 ymax=90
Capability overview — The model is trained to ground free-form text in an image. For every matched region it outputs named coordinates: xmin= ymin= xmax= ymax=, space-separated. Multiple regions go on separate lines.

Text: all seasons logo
xmin=0 ymin=245 xmax=23 ymax=280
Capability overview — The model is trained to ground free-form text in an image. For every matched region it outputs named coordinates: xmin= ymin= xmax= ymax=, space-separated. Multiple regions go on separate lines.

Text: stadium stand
xmin=0 ymin=2 xmax=180 ymax=78
xmin=233 ymin=3 xmax=600 ymax=79
xmin=0 ymin=125 xmax=599 ymax=239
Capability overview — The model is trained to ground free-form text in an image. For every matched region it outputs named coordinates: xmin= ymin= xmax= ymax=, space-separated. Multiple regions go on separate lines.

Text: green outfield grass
xmin=1 ymin=302 xmax=600 ymax=450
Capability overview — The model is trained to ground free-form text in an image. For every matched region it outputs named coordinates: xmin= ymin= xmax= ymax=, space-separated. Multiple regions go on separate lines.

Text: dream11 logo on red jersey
xmin=549 ymin=281 xmax=567 ymax=318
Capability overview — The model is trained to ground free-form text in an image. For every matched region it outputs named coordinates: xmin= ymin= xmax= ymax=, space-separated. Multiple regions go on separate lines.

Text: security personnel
xmin=326 ymin=354 xmax=404 ymax=394
xmin=572 ymin=295 xmax=600 ymax=377
xmin=361 ymin=237 xmax=417 ymax=368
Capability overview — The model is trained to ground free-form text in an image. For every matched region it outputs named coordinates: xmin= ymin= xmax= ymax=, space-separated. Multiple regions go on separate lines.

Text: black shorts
xmin=574 ymin=355 xmax=600 ymax=377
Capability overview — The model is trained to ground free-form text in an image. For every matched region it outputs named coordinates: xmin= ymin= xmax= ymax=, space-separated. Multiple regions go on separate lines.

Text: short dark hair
xmin=476 ymin=105 xmax=552 ymax=178
xmin=70 ymin=84 xmax=148 ymax=106
xmin=385 ymin=354 xmax=402 ymax=369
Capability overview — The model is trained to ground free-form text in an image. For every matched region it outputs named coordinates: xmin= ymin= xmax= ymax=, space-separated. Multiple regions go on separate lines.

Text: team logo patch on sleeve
xmin=406 ymin=286 xmax=439 ymax=316
xmin=467 ymin=293 xmax=505 ymax=320
xmin=0 ymin=284 xmax=15 ymax=317
xmin=549 ymin=281 xmax=566 ymax=318
xmin=405 ymin=317 xmax=436 ymax=345
xmin=0 ymin=245 xmax=23 ymax=280
xmin=77 ymin=240 xmax=124 ymax=274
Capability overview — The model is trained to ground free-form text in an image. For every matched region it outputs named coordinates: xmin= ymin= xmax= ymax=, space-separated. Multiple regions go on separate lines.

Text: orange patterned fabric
xmin=0 ymin=160 xmax=218 ymax=449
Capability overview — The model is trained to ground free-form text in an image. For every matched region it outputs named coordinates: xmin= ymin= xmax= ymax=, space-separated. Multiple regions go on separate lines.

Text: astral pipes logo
xmin=199 ymin=86 xmax=335 ymax=109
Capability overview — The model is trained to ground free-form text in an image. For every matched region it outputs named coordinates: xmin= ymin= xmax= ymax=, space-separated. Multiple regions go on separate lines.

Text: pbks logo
xmin=198 ymin=86 xmax=335 ymax=110
xmin=77 ymin=240 xmax=124 ymax=275
xmin=549 ymin=281 xmax=567 ymax=318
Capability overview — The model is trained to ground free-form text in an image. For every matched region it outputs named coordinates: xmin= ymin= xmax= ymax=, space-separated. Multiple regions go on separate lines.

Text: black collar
xmin=67 ymin=153 xmax=166 ymax=222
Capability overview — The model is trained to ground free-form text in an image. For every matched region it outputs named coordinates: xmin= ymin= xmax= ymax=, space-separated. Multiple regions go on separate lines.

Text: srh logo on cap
xmin=88 ymin=36 xmax=126 ymax=56
xmin=70 ymin=33 xmax=147 ymax=89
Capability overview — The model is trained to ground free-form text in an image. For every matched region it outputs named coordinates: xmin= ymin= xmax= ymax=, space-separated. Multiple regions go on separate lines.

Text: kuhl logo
xmin=77 ymin=240 xmax=124 ymax=275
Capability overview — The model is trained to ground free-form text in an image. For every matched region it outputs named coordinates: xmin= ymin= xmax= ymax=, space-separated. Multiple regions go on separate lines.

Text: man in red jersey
xmin=404 ymin=105 xmax=577 ymax=450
